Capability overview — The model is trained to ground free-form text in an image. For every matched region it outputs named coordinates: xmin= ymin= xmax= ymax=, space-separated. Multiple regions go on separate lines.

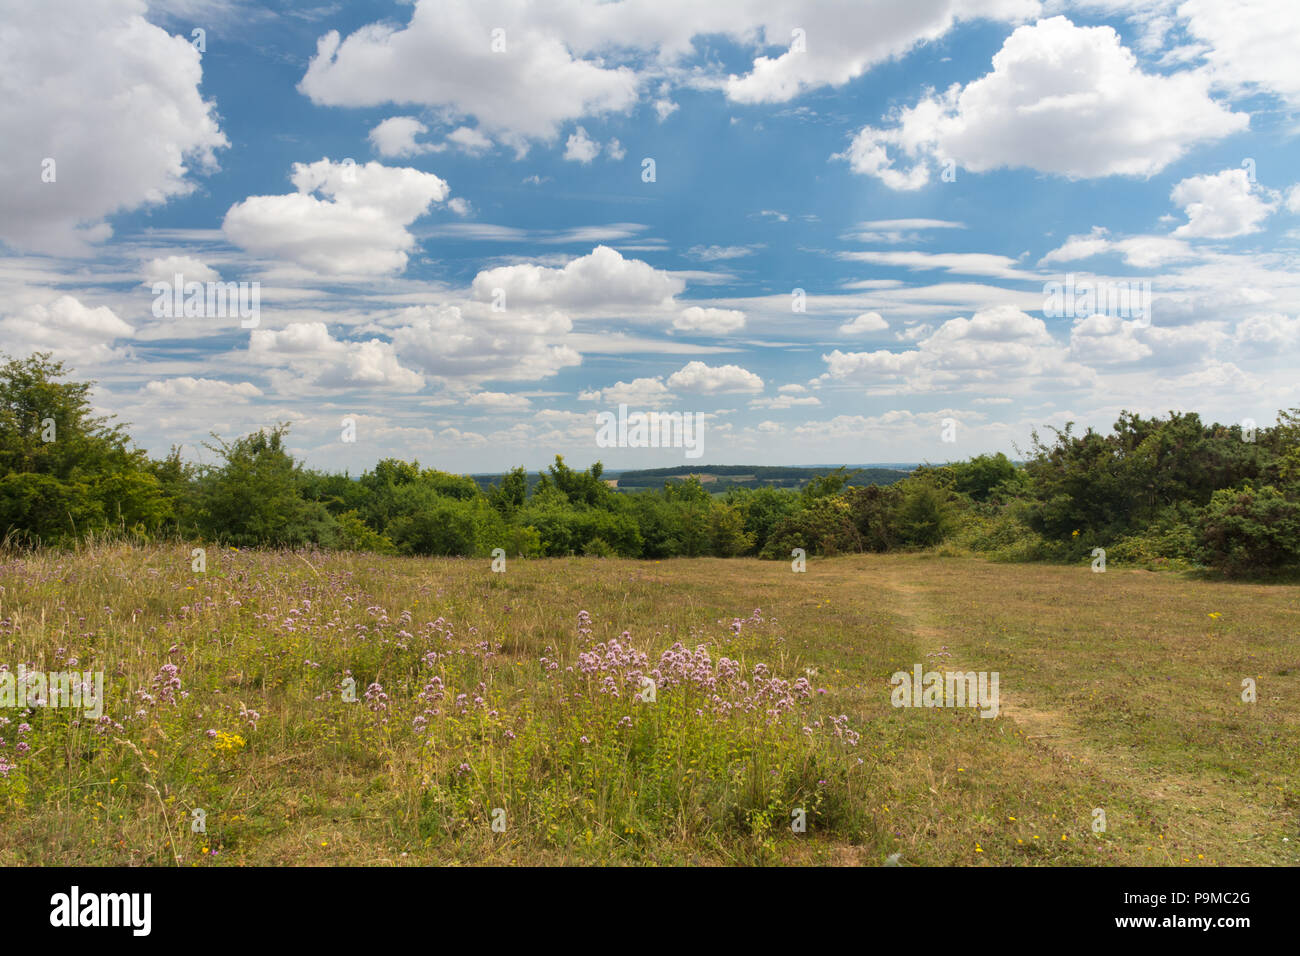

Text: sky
xmin=1 ymin=0 xmax=1298 ymax=474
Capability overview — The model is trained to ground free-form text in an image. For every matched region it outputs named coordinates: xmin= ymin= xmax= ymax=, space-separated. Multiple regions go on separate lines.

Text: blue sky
xmin=2 ymin=0 xmax=1298 ymax=473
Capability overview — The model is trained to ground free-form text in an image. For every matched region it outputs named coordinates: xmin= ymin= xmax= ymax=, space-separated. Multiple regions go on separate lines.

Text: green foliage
xmin=387 ymin=488 xmax=504 ymax=557
xmin=763 ymin=496 xmax=860 ymax=557
xmin=4 ymin=354 xmax=1298 ymax=576
xmin=1199 ymin=484 xmax=1300 ymax=575
xmin=725 ymin=486 xmax=800 ymax=553
xmin=333 ymin=510 xmax=397 ymax=554
xmin=0 ymin=353 xmax=169 ymax=544
xmin=949 ymin=453 xmax=1019 ymax=502
xmin=193 ymin=425 xmax=338 ymax=547
xmin=893 ymin=477 xmax=956 ymax=547
xmin=844 ymin=484 xmax=901 ymax=552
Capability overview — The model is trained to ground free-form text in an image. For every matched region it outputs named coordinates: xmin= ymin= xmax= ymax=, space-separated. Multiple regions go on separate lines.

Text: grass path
xmin=863 ymin=557 xmax=1298 ymax=865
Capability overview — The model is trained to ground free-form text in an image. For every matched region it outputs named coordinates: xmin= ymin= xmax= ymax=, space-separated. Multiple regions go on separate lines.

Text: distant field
xmin=0 ymin=546 xmax=1295 ymax=866
xmin=469 ymin=463 xmax=914 ymax=493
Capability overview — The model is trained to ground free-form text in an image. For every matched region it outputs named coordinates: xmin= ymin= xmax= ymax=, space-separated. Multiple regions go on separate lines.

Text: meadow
xmin=0 ymin=544 xmax=1295 ymax=866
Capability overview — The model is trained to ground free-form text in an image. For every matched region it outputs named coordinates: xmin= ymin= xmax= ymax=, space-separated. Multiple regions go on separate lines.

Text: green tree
xmin=193 ymin=425 xmax=337 ymax=546
xmin=0 ymin=352 xmax=168 ymax=543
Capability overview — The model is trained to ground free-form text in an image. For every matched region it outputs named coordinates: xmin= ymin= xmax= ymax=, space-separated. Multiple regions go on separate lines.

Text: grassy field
xmin=0 ymin=544 xmax=1295 ymax=866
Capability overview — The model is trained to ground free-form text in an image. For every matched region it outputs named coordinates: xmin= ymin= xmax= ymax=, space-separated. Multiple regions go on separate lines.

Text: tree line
xmin=3 ymin=352 xmax=1298 ymax=576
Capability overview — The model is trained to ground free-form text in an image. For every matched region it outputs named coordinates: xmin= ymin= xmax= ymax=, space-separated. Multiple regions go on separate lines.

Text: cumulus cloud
xmin=464 ymin=390 xmax=532 ymax=410
xmin=666 ymin=361 xmax=763 ymax=394
xmin=1180 ymin=0 xmax=1300 ymax=110
xmin=722 ymin=0 xmax=1038 ymax=104
xmin=840 ymin=311 xmax=889 ymax=335
xmin=294 ymin=0 xmax=1035 ymax=153
xmin=1170 ymin=168 xmax=1276 ymax=239
xmin=0 ymin=295 xmax=134 ymax=365
xmin=143 ymin=377 xmax=263 ymax=401
xmin=298 ymin=0 xmax=639 ymax=151
xmin=248 ymin=322 xmax=425 ymax=391
xmin=446 ymin=126 xmax=493 ymax=155
xmin=563 ymin=126 xmax=601 ymax=163
xmin=471 ymin=246 xmax=683 ymax=309
xmin=816 ymin=305 xmax=1090 ymax=393
xmin=389 ymin=303 xmax=581 ymax=384
xmin=0 ymin=0 xmax=227 ymax=253
xmin=580 ymin=376 xmax=674 ymax=406
xmin=368 ymin=117 xmax=440 ymax=157
xmin=142 ymin=255 xmax=219 ymax=285
xmin=838 ymin=17 xmax=1248 ymax=188
xmin=1068 ymin=313 xmax=1153 ymax=364
xmin=222 ymin=159 xmax=450 ymax=275
xmin=673 ymin=306 xmax=746 ymax=333
xmin=1234 ymin=312 xmax=1300 ymax=351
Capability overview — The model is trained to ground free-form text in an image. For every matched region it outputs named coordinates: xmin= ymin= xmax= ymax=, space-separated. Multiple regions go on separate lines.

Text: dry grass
xmin=0 ymin=544 xmax=1295 ymax=865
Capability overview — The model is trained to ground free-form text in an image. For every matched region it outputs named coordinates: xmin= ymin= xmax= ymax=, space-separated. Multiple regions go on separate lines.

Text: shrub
xmin=1199 ymin=484 xmax=1300 ymax=575
xmin=893 ymin=477 xmax=956 ymax=547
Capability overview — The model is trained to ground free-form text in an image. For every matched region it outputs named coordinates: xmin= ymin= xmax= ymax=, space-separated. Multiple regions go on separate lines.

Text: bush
xmin=893 ymin=477 xmax=956 ymax=547
xmin=762 ymin=496 xmax=860 ymax=557
xmin=1199 ymin=484 xmax=1300 ymax=575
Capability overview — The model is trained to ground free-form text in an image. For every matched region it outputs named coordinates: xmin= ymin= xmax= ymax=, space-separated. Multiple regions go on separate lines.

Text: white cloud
xmin=0 ymin=295 xmax=134 ymax=365
xmin=817 ymin=305 xmax=1090 ymax=393
xmin=446 ymin=126 xmax=493 ymax=155
xmin=687 ymin=244 xmax=759 ymax=261
xmin=222 ymin=159 xmax=449 ymax=276
xmin=581 ymin=376 xmax=674 ymax=406
xmin=471 ymin=245 xmax=683 ymax=309
xmin=1233 ymin=312 xmax=1300 ymax=351
xmin=0 ymin=0 xmax=227 ymax=253
xmin=368 ymin=117 xmax=440 ymax=158
xmin=142 ymin=255 xmax=219 ymax=285
xmin=295 ymin=0 xmax=1038 ymax=153
xmin=1171 ymin=168 xmax=1276 ymax=239
xmin=1039 ymin=227 xmax=1197 ymax=267
xmin=564 ymin=126 xmax=601 ymax=164
xmin=298 ymin=1 xmax=639 ymax=151
xmin=839 ymin=16 xmax=1248 ymax=188
xmin=666 ymin=361 xmax=763 ymax=394
xmin=464 ymin=390 xmax=532 ymax=410
xmin=722 ymin=0 xmax=1038 ymax=104
xmin=673 ymin=306 xmax=746 ymax=333
xmin=1180 ymin=0 xmax=1300 ymax=110
xmin=839 ymin=250 xmax=1038 ymax=280
xmin=844 ymin=219 xmax=967 ymax=242
xmin=1068 ymin=313 xmax=1153 ymax=364
xmin=390 ymin=303 xmax=581 ymax=384
xmin=749 ymin=394 xmax=821 ymax=409
xmin=840 ymin=311 xmax=889 ymax=335
xmin=248 ymin=322 xmax=425 ymax=392
xmin=143 ymin=377 xmax=262 ymax=401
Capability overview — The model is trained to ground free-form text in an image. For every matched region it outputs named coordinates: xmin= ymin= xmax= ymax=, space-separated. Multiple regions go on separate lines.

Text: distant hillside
xmin=469 ymin=464 xmax=913 ymax=493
